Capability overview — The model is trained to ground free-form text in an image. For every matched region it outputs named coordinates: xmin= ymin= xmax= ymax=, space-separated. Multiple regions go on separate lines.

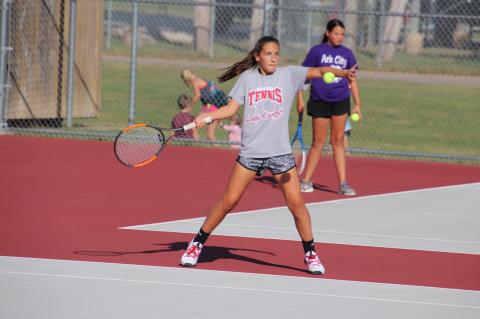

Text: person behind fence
xmin=296 ymin=19 xmax=362 ymax=196
xmin=171 ymin=94 xmax=199 ymax=140
xmin=180 ymin=69 xmax=229 ymax=143
xmin=220 ymin=114 xmax=242 ymax=149
xmin=179 ymin=35 xmax=357 ymax=275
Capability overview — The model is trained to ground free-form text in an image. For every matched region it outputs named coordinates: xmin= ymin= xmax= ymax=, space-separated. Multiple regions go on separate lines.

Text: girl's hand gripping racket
xmin=114 ymin=116 xmax=212 ymax=168
xmin=291 ymin=112 xmax=306 ymax=175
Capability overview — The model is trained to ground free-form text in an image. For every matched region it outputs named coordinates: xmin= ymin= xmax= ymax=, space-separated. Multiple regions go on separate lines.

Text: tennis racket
xmin=291 ymin=111 xmax=306 ymax=175
xmin=114 ymin=116 xmax=212 ymax=168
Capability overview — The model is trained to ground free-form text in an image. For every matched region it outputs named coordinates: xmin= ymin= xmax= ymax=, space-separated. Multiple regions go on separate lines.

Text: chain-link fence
xmin=0 ymin=0 xmax=479 ymax=163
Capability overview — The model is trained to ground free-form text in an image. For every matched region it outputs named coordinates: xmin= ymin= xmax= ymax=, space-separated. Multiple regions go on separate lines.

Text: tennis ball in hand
xmin=350 ymin=113 xmax=360 ymax=122
xmin=323 ymin=72 xmax=335 ymax=84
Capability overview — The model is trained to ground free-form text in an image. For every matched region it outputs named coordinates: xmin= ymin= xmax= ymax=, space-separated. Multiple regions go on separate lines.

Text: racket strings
xmin=115 ymin=126 xmax=165 ymax=166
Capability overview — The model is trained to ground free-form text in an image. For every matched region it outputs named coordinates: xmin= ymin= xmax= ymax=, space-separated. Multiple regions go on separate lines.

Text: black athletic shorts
xmin=306 ymin=97 xmax=350 ymax=118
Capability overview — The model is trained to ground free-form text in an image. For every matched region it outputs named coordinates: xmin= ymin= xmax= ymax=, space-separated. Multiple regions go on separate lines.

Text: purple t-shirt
xmin=302 ymin=43 xmax=356 ymax=102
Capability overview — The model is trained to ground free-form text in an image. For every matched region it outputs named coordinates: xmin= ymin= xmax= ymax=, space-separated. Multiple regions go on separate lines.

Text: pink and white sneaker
xmin=304 ymin=251 xmax=326 ymax=275
xmin=180 ymin=241 xmax=203 ymax=267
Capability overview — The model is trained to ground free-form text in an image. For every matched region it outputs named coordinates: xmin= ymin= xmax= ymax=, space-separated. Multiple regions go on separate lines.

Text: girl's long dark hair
xmin=218 ymin=36 xmax=279 ymax=83
xmin=322 ymin=19 xmax=345 ymax=43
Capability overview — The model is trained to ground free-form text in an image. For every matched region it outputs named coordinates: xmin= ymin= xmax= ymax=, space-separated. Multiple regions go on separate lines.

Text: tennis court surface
xmin=1 ymin=135 xmax=479 ymax=318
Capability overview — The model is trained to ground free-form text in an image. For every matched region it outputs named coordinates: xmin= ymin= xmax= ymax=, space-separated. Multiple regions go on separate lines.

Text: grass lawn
xmin=74 ymin=59 xmax=480 ymax=161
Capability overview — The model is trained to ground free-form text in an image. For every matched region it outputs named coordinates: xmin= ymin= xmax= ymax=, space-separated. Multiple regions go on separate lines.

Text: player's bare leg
xmin=274 ymin=168 xmax=313 ymax=241
xmin=201 ymin=163 xmax=256 ymax=233
xmin=275 ymin=168 xmax=325 ymax=274
xmin=181 ymin=163 xmax=256 ymax=267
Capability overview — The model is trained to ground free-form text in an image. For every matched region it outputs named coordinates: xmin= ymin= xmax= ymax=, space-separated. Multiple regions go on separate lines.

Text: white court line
xmin=161 ymin=221 xmax=480 ymax=246
xmin=121 ymin=183 xmax=480 ymax=248
xmin=1 ymin=270 xmax=479 ymax=310
xmin=121 ymin=182 xmax=480 ymax=229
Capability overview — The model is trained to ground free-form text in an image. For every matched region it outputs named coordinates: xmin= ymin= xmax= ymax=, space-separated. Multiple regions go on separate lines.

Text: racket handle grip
xmin=203 ymin=116 xmax=213 ymax=124
xmin=183 ymin=116 xmax=213 ymax=131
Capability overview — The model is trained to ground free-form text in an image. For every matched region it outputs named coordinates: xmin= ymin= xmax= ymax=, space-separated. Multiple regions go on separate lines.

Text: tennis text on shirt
xmin=228 ymin=66 xmax=308 ymax=158
xmin=248 ymin=88 xmax=283 ymax=105
xmin=245 ymin=87 xmax=284 ymax=124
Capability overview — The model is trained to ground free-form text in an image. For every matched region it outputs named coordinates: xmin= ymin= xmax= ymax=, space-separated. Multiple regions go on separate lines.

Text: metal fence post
xmin=277 ymin=0 xmax=282 ymax=42
xmin=263 ymin=0 xmax=269 ymax=35
xmin=106 ymin=0 xmax=113 ymax=50
xmin=306 ymin=3 xmax=312 ymax=51
xmin=367 ymin=0 xmax=376 ymax=47
xmin=376 ymin=0 xmax=386 ymax=68
xmin=66 ymin=0 xmax=77 ymax=128
xmin=0 ymin=0 xmax=10 ymax=129
xmin=128 ymin=1 xmax=139 ymax=125
xmin=209 ymin=0 xmax=215 ymax=58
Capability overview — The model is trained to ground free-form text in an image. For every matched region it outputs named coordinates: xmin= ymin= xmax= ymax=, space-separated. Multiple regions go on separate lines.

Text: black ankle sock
xmin=193 ymin=228 xmax=210 ymax=245
xmin=302 ymin=239 xmax=315 ymax=254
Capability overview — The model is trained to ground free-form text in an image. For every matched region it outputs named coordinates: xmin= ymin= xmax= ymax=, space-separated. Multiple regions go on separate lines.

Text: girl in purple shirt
xmin=297 ymin=19 xmax=362 ymax=196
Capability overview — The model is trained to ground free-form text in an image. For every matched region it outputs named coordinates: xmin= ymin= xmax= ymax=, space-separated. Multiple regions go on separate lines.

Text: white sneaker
xmin=300 ymin=180 xmax=314 ymax=193
xmin=180 ymin=241 xmax=203 ymax=267
xmin=304 ymin=251 xmax=325 ymax=275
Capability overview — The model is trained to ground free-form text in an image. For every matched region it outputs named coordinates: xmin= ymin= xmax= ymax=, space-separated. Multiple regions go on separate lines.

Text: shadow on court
xmin=254 ymin=176 xmax=337 ymax=194
xmin=74 ymin=241 xmax=309 ymax=274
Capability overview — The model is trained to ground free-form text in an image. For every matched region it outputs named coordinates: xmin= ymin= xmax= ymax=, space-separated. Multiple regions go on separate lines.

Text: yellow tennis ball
xmin=350 ymin=113 xmax=360 ymax=122
xmin=323 ymin=72 xmax=335 ymax=84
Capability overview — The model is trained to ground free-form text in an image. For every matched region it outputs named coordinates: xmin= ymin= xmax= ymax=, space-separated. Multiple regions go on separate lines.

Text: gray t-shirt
xmin=229 ymin=66 xmax=309 ymax=158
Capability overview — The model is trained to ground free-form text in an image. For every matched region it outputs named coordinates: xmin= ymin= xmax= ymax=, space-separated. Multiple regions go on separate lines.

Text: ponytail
xmin=218 ymin=36 xmax=280 ymax=83
xmin=321 ymin=33 xmax=328 ymax=43
xmin=218 ymin=50 xmax=256 ymax=83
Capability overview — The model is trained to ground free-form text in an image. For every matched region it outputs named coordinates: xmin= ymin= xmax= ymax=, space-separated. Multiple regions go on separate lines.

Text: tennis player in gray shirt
xmin=180 ymin=36 xmax=357 ymax=275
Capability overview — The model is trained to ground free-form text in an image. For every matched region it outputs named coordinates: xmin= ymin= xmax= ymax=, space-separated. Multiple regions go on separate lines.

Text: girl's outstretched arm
xmin=306 ymin=64 xmax=357 ymax=80
xmin=195 ymin=99 xmax=240 ymax=127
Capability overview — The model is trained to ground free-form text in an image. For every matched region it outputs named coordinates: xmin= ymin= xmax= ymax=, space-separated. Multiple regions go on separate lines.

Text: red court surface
xmin=1 ymin=135 xmax=480 ymax=291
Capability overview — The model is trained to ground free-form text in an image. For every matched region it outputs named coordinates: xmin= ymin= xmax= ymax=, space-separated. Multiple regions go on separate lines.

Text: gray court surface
xmin=1 ymin=256 xmax=479 ymax=319
xmin=126 ymin=183 xmax=480 ymax=254
xmin=1 ymin=183 xmax=479 ymax=318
